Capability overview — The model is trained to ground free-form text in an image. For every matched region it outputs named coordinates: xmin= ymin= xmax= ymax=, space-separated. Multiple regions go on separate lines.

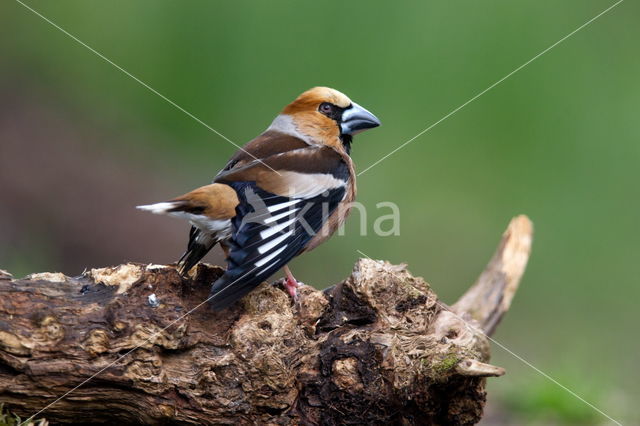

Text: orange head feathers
xmin=283 ymin=87 xmax=353 ymax=114
xmin=271 ymin=87 xmax=380 ymax=152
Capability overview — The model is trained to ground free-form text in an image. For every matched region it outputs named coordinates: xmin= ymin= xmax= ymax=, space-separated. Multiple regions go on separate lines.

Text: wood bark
xmin=0 ymin=216 xmax=532 ymax=425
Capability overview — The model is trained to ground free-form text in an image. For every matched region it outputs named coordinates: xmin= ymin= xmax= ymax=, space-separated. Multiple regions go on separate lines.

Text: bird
xmin=137 ymin=87 xmax=380 ymax=310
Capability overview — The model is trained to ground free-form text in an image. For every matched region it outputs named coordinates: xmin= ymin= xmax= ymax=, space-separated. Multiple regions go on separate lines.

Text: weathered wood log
xmin=0 ymin=216 xmax=532 ymax=425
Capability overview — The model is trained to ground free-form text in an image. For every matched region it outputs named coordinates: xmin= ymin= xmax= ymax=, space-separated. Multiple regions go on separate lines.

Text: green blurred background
xmin=0 ymin=1 xmax=637 ymax=423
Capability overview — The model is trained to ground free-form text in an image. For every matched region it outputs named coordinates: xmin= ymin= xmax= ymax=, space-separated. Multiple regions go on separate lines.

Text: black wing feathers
xmin=208 ymin=181 xmax=345 ymax=310
xmin=177 ymin=226 xmax=217 ymax=275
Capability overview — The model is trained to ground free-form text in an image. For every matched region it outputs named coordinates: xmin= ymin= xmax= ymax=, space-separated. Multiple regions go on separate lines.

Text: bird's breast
xmin=302 ymin=155 xmax=355 ymax=253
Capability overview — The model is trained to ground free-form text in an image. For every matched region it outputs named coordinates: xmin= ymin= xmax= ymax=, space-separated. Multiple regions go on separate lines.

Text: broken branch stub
xmin=453 ymin=215 xmax=533 ymax=335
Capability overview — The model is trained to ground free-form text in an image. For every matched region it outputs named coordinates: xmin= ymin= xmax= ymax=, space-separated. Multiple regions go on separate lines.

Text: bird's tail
xmin=136 ymin=201 xmax=186 ymax=215
xmin=137 ymin=199 xmax=216 ymax=275
xmin=136 ymin=200 xmax=200 ymax=219
xmin=137 ymin=183 xmax=238 ymax=275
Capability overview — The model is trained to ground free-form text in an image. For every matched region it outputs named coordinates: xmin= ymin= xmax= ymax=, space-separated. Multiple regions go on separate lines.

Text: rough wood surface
xmin=0 ymin=216 xmax=532 ymax=425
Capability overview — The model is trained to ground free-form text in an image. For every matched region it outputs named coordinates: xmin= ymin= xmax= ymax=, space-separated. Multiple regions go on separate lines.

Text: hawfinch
xmin=138 ymin=87 xmax=380 ymax=310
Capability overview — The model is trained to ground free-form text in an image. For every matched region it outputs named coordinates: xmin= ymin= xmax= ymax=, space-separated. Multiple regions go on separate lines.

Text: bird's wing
xmin=208 ymin=145 xmax=349 ymax=310
xmin=216 ymin=130 xmax=310 ymax=179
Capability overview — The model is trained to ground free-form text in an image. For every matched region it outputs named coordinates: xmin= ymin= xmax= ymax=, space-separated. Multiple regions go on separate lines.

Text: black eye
xmin=319 ymin=102 xmax=333 ymax=114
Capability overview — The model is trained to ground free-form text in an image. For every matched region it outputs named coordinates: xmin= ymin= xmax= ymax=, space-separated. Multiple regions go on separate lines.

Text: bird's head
xmin=275 ymin=87 xmax=380 ymax=152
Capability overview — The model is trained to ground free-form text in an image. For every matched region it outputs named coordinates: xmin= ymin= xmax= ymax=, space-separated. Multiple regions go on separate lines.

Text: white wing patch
xmin=267 ymin=199 xmax=301 ymax=213
xmin=264 ymin=207 xmax=299 ymax=224
xmin=255 ymin=246 xmax=287 ymax=267
xmin=276 ymin=171 xmax=346 ymax=199
xmin=261 ymin=216 xmax=297 ymax=239
xmin=258 ymin=230 xmax=293 ymax=254
xmin=260 ymin=258 xmax=282 ymax=272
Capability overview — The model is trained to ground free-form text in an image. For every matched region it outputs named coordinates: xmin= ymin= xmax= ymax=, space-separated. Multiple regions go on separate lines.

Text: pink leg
xmin=283 ymin=265 xmax=300 ymax=301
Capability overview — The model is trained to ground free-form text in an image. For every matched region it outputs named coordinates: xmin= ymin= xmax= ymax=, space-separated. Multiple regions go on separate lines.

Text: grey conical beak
xmin=340 ymin=102 xmax=381 ymax=135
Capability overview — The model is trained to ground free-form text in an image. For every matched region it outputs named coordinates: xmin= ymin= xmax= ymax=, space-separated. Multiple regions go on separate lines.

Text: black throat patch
xmin=340 ymin=134 xmax=352 ymax=155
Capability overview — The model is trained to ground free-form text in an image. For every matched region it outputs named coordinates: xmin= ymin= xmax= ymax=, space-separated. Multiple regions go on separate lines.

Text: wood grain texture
xmin=0 ymin=216 xmax=533 ymax=425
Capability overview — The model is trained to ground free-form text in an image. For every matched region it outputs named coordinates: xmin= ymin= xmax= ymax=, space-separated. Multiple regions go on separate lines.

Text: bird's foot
xmin=284 ymin=275 xmax=300 ymax=302
xmin=282 ymin=265 xmax=303 ymax=304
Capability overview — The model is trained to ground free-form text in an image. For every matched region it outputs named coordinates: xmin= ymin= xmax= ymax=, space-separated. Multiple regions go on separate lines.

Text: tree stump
xmin=0 ymin=216 xmax=532 ymax=425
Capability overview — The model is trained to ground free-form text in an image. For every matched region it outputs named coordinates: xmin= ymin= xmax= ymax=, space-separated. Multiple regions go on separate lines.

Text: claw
xmin=284 ymin=265 xmax=300 ymax=302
